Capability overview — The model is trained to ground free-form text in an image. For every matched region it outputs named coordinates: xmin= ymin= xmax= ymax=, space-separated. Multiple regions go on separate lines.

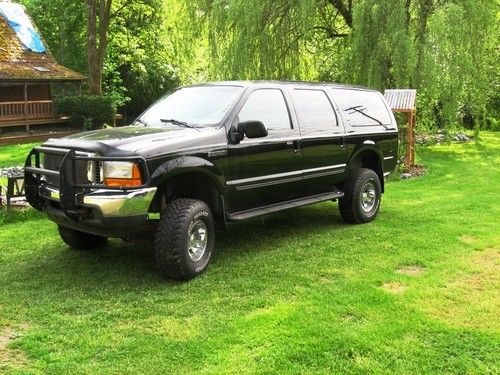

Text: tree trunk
xmin=86 ymin=0 xmax=112 ymax=95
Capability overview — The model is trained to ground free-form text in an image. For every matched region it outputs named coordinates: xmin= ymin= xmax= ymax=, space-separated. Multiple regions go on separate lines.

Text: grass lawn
xmin=0 ymin=143 xmax=39 ymax=168
xmin=0 ymin=133 xmax=499 ymax=374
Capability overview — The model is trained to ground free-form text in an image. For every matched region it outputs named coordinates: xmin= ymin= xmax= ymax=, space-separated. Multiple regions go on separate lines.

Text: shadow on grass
xmin=4 ymin=203 xmax=349 ymax=293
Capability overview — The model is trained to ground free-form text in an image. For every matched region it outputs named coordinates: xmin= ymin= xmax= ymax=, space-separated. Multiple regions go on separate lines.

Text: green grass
xmin=0 ymin=143 xmax=39 ymax=168
xmin=0 ymin=142 xmax=38 ymax=190
xmin=0 ymin=134 xmax=499 ymax=374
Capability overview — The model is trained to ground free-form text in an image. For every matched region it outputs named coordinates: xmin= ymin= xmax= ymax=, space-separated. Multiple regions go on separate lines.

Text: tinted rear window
xmin=331 ymin=89 xmax=392 ymax=127
xmin=291 ymin=89 xmax=337 ymax=135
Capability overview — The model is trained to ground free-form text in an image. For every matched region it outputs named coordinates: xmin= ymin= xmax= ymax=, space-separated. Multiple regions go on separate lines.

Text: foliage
xmin=413 ymin=0 xmax=498 ymax=130
xmin=103 ymin=0 xmax=180 ymax=119
xmin=18 ymin=0 xmax=499 ymax=130
xmin=18 ymin=0 xmax=87 ymax=74
xmin=20 ymin=0 xmax=179 ymax=121
xmin=187 ymin=0 xmax=498 ymax=130
xmin=53 ymin=95 xmax=115 ymax=130
xmin=1 ymin=134 xmax=500 ymax=372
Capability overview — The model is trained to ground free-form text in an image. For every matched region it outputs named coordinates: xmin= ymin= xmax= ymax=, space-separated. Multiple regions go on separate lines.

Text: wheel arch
xmin=149 ymin=156 xmax=226 ymax=226
xmin=346 ymin=146 xmax=385 ymax=192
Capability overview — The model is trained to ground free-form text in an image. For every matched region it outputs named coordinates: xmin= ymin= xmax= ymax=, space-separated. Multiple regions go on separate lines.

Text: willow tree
xmin=189 ymin=0 xmax=354 ymax=80
xmin=416 ymin=0 xmax=497 ymax=129
xmin=349 ymin=0 xmax=415 ymax=89
xmin=190 ymin=0 xmax=497 ymax=129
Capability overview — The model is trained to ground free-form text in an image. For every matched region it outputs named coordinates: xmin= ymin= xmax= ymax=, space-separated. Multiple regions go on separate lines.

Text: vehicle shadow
xmin=5 ymin=202 xmax=349 ymax=292
xmin=214 ymin=203 xmax=346 ymax=262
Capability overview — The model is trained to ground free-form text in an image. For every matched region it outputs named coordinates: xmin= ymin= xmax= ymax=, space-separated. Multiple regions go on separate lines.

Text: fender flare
xmin=150 ymin=155 xmax=225 ymax=192
xmin=346 ymin=145 xmax=385 ymax=192
xmin=346 ymin=144 xmax=384 ymax=169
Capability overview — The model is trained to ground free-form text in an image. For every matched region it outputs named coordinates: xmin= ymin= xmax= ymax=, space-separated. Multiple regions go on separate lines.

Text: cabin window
xmin=292 ymin=89 xmax=338 ymax=135
xmin=238 ymin=89 xmax=291 ymax=130
xmin=331 ymin=89 xmax=392 ymax=127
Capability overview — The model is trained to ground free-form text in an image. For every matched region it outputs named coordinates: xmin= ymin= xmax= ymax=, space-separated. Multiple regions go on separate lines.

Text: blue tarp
xmin=0 ymin=3 xmax=46 ymax=53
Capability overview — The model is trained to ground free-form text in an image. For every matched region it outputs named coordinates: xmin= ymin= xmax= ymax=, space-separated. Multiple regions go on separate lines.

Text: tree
xmin=187 ymin=0 xmax=497 ymax=129
xmin=188 ymin=0 xmax=355 ymax=80
xmin=86 ymin=0 xmax=112 ymax=95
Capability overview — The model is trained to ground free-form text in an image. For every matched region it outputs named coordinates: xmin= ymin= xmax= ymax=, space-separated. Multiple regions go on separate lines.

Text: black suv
xmin=25 ymin=81 xmax=398 ymax=280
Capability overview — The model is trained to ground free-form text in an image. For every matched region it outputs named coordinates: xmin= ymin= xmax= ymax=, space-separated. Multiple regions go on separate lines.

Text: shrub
xmin=54 ymin=95 xmax=116 ymax=130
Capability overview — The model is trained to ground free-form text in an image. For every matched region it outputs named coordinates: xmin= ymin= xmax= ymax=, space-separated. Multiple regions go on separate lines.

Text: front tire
xmin=58 ymin=225 xmax=108 ymax=250
xmin=154 ymin=199 xmax=215 ymax=281
xmin=339 ymin=168 xmax=381 ymax=224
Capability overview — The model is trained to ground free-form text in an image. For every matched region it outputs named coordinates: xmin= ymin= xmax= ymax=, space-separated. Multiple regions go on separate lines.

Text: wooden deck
xmin=0 ymin=100 xmax=69 ymax=130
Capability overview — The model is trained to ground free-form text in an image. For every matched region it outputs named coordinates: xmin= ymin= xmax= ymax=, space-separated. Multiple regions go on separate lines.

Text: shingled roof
xmin=0 ymin=2 xmax=85 ymax=82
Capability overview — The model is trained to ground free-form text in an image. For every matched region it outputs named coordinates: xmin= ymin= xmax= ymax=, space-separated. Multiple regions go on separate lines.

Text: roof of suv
xmin=188 ymin=80 xmax=376 ymax=92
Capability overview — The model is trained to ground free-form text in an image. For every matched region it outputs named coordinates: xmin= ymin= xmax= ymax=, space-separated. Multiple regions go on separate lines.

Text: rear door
xmin=289 ymin=87 xmax=347 ymax=196
xmin=226 ymin=86 xmax=302 ymax=212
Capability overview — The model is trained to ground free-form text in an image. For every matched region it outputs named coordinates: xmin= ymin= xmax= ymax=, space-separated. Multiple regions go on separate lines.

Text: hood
xmin=45 ymin=125 xmax=225 ymax=157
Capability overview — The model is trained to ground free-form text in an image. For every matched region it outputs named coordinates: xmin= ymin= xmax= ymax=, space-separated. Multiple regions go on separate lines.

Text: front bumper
xmin=83 ymin=188 xmax=157 ymax=217
xmin=40 ymin=186 xmax=157 ymax=218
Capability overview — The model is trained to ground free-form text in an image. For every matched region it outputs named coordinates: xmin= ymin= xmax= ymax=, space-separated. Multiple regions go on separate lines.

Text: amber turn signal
xmin=104 ymin=163 xmax=142 ymax=187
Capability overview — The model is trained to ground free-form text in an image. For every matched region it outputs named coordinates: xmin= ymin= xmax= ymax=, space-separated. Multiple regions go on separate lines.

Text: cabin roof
xmin=0 ymin=3 xmax=85 ymax=82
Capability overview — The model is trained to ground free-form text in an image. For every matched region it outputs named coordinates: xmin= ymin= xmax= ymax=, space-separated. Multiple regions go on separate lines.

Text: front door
xmin=226 ymin=87 xmax=302 ymax=212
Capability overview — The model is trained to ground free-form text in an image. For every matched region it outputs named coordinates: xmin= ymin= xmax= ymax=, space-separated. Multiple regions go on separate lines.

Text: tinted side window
xmin=331 ymin=89 xmax=392 ymax=127
xmin=292 ymin=89 xmax=337 ymax=134
xmin=238 ymin=89 xmax=291 ymax=130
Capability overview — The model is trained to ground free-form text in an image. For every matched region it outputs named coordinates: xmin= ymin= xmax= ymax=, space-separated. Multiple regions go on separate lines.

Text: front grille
xmin=43 ymin=153 xmax=63 ymax=186
xmin=42 ymin=152 xmax=90 ymax=187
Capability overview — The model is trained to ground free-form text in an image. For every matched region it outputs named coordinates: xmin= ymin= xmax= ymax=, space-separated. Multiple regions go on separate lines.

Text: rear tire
xmin=154 ymin=199 xmax=215 ymax=281
xmin=339 ymin=168 xmax=381 ymax=224
xmin=58 ymin=225 xmax=108 ymax=250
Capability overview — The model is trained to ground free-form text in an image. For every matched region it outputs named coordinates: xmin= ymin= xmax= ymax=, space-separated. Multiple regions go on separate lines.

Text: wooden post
xmin=405 ymin=110 xmax=416 ymax=168
xmin=24 ymin=82 xmax=29 ymax=133
xmin=76 ymin=81 xmax=82 ymax=95
xmin=411 ymin=110 xmax=416 ymax=165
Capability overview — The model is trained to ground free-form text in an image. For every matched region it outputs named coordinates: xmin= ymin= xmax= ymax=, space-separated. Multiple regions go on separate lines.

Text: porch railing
xmin=0 ymin=100 xmax=57 ymax=122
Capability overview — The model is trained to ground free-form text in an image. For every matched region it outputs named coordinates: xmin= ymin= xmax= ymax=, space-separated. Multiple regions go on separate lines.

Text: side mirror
xmin=239 ymin=121 xmax=268 ymax=139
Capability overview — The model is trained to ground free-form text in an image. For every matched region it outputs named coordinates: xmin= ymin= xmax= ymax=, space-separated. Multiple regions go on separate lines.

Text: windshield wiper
xmin=160 ymin=119 xmax=201 ymax=131
xmin=344 ymin=105 xmax=384 ymax=126
xmin=133 ymin=118 xmax=148 ymax=126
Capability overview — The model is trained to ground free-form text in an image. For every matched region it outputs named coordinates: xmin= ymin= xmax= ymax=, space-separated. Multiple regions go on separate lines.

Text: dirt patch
xmin=380 ymin=282 xmax=407 ymax=294
xmin=396 ymin=265 xmax=425 ymax=276
xmin=421 ymin=247 xmax=500 ymax=332
xmin=459 ymin=235 xmax=478 ymax=244
xmin=0 ymin=325 xmax=29 ymax=370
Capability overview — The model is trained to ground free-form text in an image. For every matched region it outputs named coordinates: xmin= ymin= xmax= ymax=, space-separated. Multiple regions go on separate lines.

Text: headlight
xmin=103 ymin=161 xmax=142 ymax=187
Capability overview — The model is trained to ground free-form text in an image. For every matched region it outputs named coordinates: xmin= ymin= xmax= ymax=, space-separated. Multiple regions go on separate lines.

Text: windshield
xmin=137 ymin=86 xmax=244 ymax=127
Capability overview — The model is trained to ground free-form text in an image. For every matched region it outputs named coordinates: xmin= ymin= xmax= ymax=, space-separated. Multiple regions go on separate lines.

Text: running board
xmin=227 ymin=190 xmax=344 ymax=221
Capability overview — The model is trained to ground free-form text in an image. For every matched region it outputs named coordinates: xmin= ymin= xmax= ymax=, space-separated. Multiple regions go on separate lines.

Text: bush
xmin=53 ymin=95 xmax=116 ymax=130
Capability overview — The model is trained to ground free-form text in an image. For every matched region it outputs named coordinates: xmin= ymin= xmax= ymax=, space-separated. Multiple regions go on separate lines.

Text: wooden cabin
xmin=0 ymin=1 xmax=85 ymax=132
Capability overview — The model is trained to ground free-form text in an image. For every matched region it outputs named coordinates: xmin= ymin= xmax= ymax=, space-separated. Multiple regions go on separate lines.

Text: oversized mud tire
xmin=154 ymin=199 xmax=215 ymax=280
